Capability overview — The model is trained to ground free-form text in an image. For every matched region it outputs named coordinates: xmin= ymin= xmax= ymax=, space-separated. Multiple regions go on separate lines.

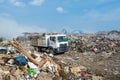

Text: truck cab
xmin=48 ymin=34 xmax=68 ymax=53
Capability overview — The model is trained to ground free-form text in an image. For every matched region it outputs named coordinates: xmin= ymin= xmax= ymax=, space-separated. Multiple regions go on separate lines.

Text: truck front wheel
xmin=34 ymin=47 xmax=39 ymax=52
xmin=47 ymin=47 xmax=55 ymax=55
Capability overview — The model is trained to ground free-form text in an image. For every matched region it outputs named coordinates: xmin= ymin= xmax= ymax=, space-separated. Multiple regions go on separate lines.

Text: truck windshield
xmin=57 ymin=36 xmax=68 ymax=42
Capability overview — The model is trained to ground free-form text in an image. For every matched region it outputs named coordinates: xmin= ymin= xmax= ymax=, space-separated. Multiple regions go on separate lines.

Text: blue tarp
xmin=15 ymin=56 xmax=28 ymax=66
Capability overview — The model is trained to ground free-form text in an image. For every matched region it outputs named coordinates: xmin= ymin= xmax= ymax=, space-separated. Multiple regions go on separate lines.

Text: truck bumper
xmin=55 ymin=47 xmax=68 ymax=53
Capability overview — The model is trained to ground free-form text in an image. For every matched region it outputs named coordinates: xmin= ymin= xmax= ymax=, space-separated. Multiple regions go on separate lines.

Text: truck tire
xmin=47 ymin=47 xmax=55 ymax=55
xmin=34 ymin=47 xmax=38 ymax=52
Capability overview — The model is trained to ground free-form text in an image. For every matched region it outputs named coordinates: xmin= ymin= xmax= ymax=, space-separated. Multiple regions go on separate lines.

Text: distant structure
xmin=108 ymin=30 xmax=120 ymax=35
xmin=71 ymin=30 xmax=83 ymax=34
xmin=61 ymin=29 xmax=67 ymax=34
xmin=61 ymin=29 xmax=83 ymax=34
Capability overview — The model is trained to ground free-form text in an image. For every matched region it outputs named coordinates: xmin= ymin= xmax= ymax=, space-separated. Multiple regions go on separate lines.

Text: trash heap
xmin=0 ymin=39 xmax=108 ymax=80
xmin=0 ymin=39 xmax=76 ymax=80
xmin=69 ymin=34 xmax=120 ymax=55
xmin=65 ymin=32 xmax=120 ymax=80
xmin=0 ymin=30 xmax=120 ymax=80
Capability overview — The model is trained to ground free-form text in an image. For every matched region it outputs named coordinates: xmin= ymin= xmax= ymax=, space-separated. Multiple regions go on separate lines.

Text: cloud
xmin=29 ymin=0 xmax=45 ymax=6
xmin=56 ymin=7 xmax=64 ymax=13
xmin=8 ymin=0 xmax=25 ymax=7
xmin=13 ymin=1 xmax=25 ymax=7
xmin=0 ymin=15 xmax=48 ymax=39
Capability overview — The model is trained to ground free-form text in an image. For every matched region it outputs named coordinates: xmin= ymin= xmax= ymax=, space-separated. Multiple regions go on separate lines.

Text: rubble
xmin=92 ymin=75 xmax=103 ymax=80
xmin=68 ymin=34 xmax=120 ymax=63
xmin=70 ymin=66 xmax=87 ymax=74
xmin=0 ymin=39 xmax=76 ymax=80
xmin=0 ymin=31 xmax=120 ymax=80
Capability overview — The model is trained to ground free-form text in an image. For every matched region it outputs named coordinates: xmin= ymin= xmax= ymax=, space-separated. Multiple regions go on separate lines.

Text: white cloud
xmin=8 ymin=0 xmax=25 ymax=7
xmin=56 ymin=7 xmax=64 ymax=13
xmin=29 ymin=0 xmax=45 ymax=6
xmin=0 ymin=16 xmax=48 ymax=39
xmin=14 ymin=1 xmax=25 ymax=7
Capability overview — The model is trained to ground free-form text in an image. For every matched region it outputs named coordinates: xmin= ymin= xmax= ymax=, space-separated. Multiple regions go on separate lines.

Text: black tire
xmin=34 ymin=47 xmax=38 ymax=51
xmin=48 ymin=47 xmax=56 ymax=55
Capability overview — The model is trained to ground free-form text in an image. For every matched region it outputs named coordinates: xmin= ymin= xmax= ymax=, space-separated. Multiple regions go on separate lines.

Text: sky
xmin=0 ymin=0 xmax=120 ymax=39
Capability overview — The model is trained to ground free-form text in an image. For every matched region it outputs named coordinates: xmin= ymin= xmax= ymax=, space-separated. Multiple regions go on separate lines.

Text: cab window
xmin=50 ymin=37 xmax=56 ymax=42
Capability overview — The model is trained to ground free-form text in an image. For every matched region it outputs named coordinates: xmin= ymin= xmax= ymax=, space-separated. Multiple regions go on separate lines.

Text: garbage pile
xmin=65 ymin=32 xmax=120 ymax=80
xmin=0 ymin=39 xmax=109 ymax=80
xmin=0 ymin=39 xmax=77 ymax=80
xmin=0 ymin=30 xmax=120 ymax=80
xmin=69 ymin=34 xmax=120 ymax=55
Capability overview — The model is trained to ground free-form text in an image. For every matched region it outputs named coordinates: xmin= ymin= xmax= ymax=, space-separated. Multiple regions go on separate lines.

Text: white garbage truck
xmin=30 ymin=33 xmax=68 ymax=54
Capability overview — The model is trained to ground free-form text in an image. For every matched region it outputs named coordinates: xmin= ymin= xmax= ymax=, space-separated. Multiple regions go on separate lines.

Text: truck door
xmin=49 ymin=36 xmax=56 ymax=48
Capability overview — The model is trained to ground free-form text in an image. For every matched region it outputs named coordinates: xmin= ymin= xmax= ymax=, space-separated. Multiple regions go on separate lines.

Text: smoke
xmin=0 ymin=17 xmax=48 ymax=39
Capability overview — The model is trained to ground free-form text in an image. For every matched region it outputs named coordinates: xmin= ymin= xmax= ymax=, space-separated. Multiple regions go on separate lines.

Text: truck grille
xmin=60 ymin=44 xmax=67 ymax=47
xmin=58 ymin=43 xmax=68 ymax=52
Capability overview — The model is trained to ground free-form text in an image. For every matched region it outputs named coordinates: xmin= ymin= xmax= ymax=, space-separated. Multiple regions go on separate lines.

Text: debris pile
xmin=69 ymin=34 xmax=120 ymax=56
xmin=0 ymin=39 xmax=76 ymax=80
xmin=0 ymin=30 xmax=120 ymax=80
xmin=0 ymin=39 xmax=107 ymax=80
xmin=65 ymin=33 xmax=120 ymax=80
